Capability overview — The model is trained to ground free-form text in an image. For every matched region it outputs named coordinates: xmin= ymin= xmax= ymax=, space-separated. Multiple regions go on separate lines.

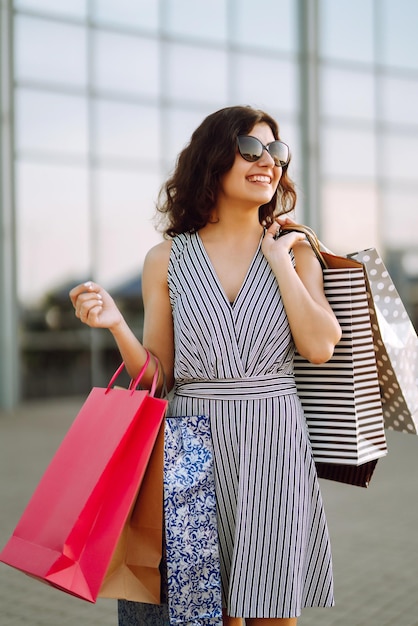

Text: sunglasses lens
xmin=237 ymin=136 xmax=290 ymax=167
xmin=268 ymin=141 xmax=290 ymax=167
xmin=237 ymin=136 xmax=263 ymax=162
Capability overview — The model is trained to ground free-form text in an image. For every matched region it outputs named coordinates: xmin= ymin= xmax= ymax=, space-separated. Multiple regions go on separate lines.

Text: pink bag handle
xmin=149 ymin=356 xmax=161 ymax=397
xmin=107 ymin=350 xmax=159 ymax=396
xmin=129 ymin=353 xmax=161 ymax=397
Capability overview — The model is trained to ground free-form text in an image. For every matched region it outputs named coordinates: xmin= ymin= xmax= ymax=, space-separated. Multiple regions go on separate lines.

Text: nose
xmin=258 ymin=147 xmax=275 ymax=167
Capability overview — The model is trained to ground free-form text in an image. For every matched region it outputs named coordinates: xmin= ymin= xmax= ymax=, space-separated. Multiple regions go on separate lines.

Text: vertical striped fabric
xmin=294 ymin=266 xmax=387 ymax=465
xmin=165 ymin=233 xmax=334 ymax=619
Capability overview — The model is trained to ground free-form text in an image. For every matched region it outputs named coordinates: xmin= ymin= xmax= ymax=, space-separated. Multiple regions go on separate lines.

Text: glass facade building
xmin=1 ymin=0 xmax=418 ymax=407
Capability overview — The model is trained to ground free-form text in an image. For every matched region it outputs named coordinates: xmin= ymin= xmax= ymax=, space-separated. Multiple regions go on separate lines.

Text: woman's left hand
xmin=261 ymin=216 xmax=306 ymax=263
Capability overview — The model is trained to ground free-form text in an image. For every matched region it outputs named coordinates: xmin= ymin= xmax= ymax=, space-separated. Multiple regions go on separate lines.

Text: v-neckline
xmin=195 ymin=231 xmax=263 ymax=307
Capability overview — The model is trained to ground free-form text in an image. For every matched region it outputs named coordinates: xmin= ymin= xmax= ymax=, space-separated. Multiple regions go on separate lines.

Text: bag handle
xmin=129 ymin=351 xmax=161 ymax=397
xmin=278 ymin=223 xmax=329 ymax=270
xmin=106 ymin=350 xmax=160 ymax=397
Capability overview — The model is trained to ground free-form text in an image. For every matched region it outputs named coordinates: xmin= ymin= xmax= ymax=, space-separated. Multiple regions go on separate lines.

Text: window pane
xmin=276 ymin=120 xmax=301 ymax=189
xmin=15 ymin=0 xmax=87 ymax=18
xmin=165 ymin=0 xmax=227 ymax=42
xmin=16 ymin=89 xmax=88 ymax=156
xmin=233 ymin=54 xmax=297 ymax=115
xmin=382 ymin=188 xmax=418 ymax=247
xmin=95 ymin=168 xmax=162 ymax=286
xmin=232 ymin=0 xmax=296 ymax=53
xmin=93 ymin=31 xmax=159 ymax=98
xmin=321 ymin=182 xmax=379 ymax=253
xmin=15 ymin=16 xmax=87 ymax=87
xmin=166 ymin=44 xmax=228 ymax=105
xmin=164 ymin=107 xmax=213 ymax=168
xmin=95 ymin=101 xmax=160 ymax=162
xmin=321 ymin=68 xmax=375 ymax=121
xmin=380 ymin=76 xmax=418 ymax=126
xmin=319 ymin=0 xmax=374 ymax=63
xmin=381 ymin=133 xmax=418 ymax=182
xmin=322 ymin=127 xmax=376 ymax=178
xmin=91 ymin=0 xmax=159 ymax=32
xmin=16 ymin=162 xmax=89 ymax=303
xmin=380 ymin=0 xmax=418 ymax=70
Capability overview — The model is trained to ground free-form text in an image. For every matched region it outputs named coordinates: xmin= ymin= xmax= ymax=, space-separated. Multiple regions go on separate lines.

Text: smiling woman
xmin=214 ymin=123 xmax=283 ymax=219
xmin=70 ymin=105 xmax=341 ymax=626
xmin=157 ymin=106 xmax=296 ymax=237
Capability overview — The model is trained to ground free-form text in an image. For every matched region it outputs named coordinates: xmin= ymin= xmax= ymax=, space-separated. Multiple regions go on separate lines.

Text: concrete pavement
xmin=1 ymin=396 xmax=418 ymax=625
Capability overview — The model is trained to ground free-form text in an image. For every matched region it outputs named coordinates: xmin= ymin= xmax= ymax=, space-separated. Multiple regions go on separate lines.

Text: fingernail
xmin=84 ymin=281 xmax=93 ymax=289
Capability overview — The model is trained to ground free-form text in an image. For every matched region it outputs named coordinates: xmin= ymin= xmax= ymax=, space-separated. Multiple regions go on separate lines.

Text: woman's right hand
xmin=69 ymin=281 xmax=123 ymax=331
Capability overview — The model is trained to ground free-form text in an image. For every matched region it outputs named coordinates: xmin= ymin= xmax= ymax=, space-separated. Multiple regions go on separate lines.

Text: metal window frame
xmin=0 ymin=0 xmax=19 ymax=409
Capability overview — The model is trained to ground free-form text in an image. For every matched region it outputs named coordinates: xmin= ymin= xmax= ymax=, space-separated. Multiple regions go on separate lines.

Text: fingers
xmin=76 ymin=293 xmax=103 ymax=321
xmin=265 ymin=221 xmax=279 ymax=237
xmin=69 ymin=281 xmax=99 ymax=303
xmin=266 ymin=221 xmax=296 ymax=240
xmin=69 ymin=280 xmax=125 ymax=331
xmin=70 ymin=281 xmax=103 ymax=304
xmin=266 ymin=216 xmax=298 ymax=238
xmin=78 ymin=302 xmax=104 ymax=327
xmin=275 ymin=215 xmax=297 ymax=226
xmin=265 ymin=221 xmax=306 ymax=251
xmin=69 ymin=281 xmax=103 ymax=321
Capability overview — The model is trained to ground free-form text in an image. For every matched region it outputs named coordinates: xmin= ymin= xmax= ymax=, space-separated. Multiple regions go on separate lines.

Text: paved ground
xmin=1 ymin=396 xmax=418 ymax=625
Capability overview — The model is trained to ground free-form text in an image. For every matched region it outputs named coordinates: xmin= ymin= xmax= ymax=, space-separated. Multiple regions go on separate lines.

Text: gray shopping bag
xmin=349 ymin=248 xmax=418 ymax=434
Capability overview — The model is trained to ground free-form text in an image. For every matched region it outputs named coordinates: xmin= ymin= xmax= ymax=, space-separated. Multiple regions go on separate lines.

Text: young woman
xmin=70 ymin=105 xmax=341 ymax=626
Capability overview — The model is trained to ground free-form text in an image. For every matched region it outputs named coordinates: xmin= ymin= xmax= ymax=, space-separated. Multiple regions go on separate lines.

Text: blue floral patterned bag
xmin=164 ymin=415 xmax=223 ymax=626
xmin=118 ymin=415 xmax=222 ymax=626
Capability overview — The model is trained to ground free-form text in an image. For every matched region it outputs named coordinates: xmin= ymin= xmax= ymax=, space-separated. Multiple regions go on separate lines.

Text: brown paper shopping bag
xmin=99 ymin=423 xmax=164 ymax=603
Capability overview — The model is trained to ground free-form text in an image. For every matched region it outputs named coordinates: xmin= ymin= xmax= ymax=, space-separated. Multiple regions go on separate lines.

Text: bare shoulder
xmin=293 ymin=239 xmax=316 ymax=263
xmin=293 ymin=239 xmax=323 ymax=280
xmin=145 ymin=239 xmax=172 ymax=263
xmin=143 ymin=239 xmax=172 ymax=281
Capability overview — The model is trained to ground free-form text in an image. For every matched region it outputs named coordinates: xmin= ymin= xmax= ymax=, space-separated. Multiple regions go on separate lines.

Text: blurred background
xmin=1 ymin=0 xmax=418 ymax=409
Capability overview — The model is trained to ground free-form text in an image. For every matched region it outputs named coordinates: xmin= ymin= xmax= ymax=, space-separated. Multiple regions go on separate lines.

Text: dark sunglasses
xmin=237 ymin=135 xmax=290 ymax=168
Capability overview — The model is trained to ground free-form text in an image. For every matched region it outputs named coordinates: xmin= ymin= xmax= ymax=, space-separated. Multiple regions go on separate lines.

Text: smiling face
xmin=217 ymin=122 xmax=282 ymax=211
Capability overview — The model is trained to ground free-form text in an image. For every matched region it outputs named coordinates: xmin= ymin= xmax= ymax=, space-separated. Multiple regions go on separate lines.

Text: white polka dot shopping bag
xmin=348 ymin=248 xmax=418 ymax=435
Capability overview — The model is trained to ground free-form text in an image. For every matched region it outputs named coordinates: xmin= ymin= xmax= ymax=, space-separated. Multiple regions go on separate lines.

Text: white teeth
xmin=248 ymin=175 xmax=271 ymax=183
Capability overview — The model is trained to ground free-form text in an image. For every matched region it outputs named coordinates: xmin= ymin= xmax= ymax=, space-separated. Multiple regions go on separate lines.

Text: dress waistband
xmin=174 ymin=375 xmax=297 ymax=400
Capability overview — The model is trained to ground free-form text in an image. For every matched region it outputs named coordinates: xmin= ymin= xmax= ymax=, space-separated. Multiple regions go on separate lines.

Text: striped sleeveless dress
xmin=166 ymin=232 xmax=334 ymax=619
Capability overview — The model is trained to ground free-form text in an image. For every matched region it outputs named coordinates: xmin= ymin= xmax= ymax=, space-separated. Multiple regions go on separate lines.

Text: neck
xmin=203 ymin=203 xmax=263 ymax=239
xmin=201 ymin=217 xmax=263 ymax=244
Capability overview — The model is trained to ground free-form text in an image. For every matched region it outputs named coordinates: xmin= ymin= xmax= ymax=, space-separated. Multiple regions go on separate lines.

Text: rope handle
xmin=278 ymin=223 xmax=329 ymax=270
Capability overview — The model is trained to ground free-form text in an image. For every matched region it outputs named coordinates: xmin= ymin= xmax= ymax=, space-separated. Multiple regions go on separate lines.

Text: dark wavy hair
xmin=156 ymin=105 xmax=297 ymax=238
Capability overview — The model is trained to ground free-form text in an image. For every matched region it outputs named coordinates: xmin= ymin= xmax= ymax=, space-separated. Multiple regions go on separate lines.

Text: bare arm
xmin=108 ymin=240 xmax=174 ymax=391
xmin=69 ymin=240 xmax=174 ymax=393
xmin=141 ymin=241 xmax=175 ymax=391
xmin=262 ymin=219 xmax=341 ymax=364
